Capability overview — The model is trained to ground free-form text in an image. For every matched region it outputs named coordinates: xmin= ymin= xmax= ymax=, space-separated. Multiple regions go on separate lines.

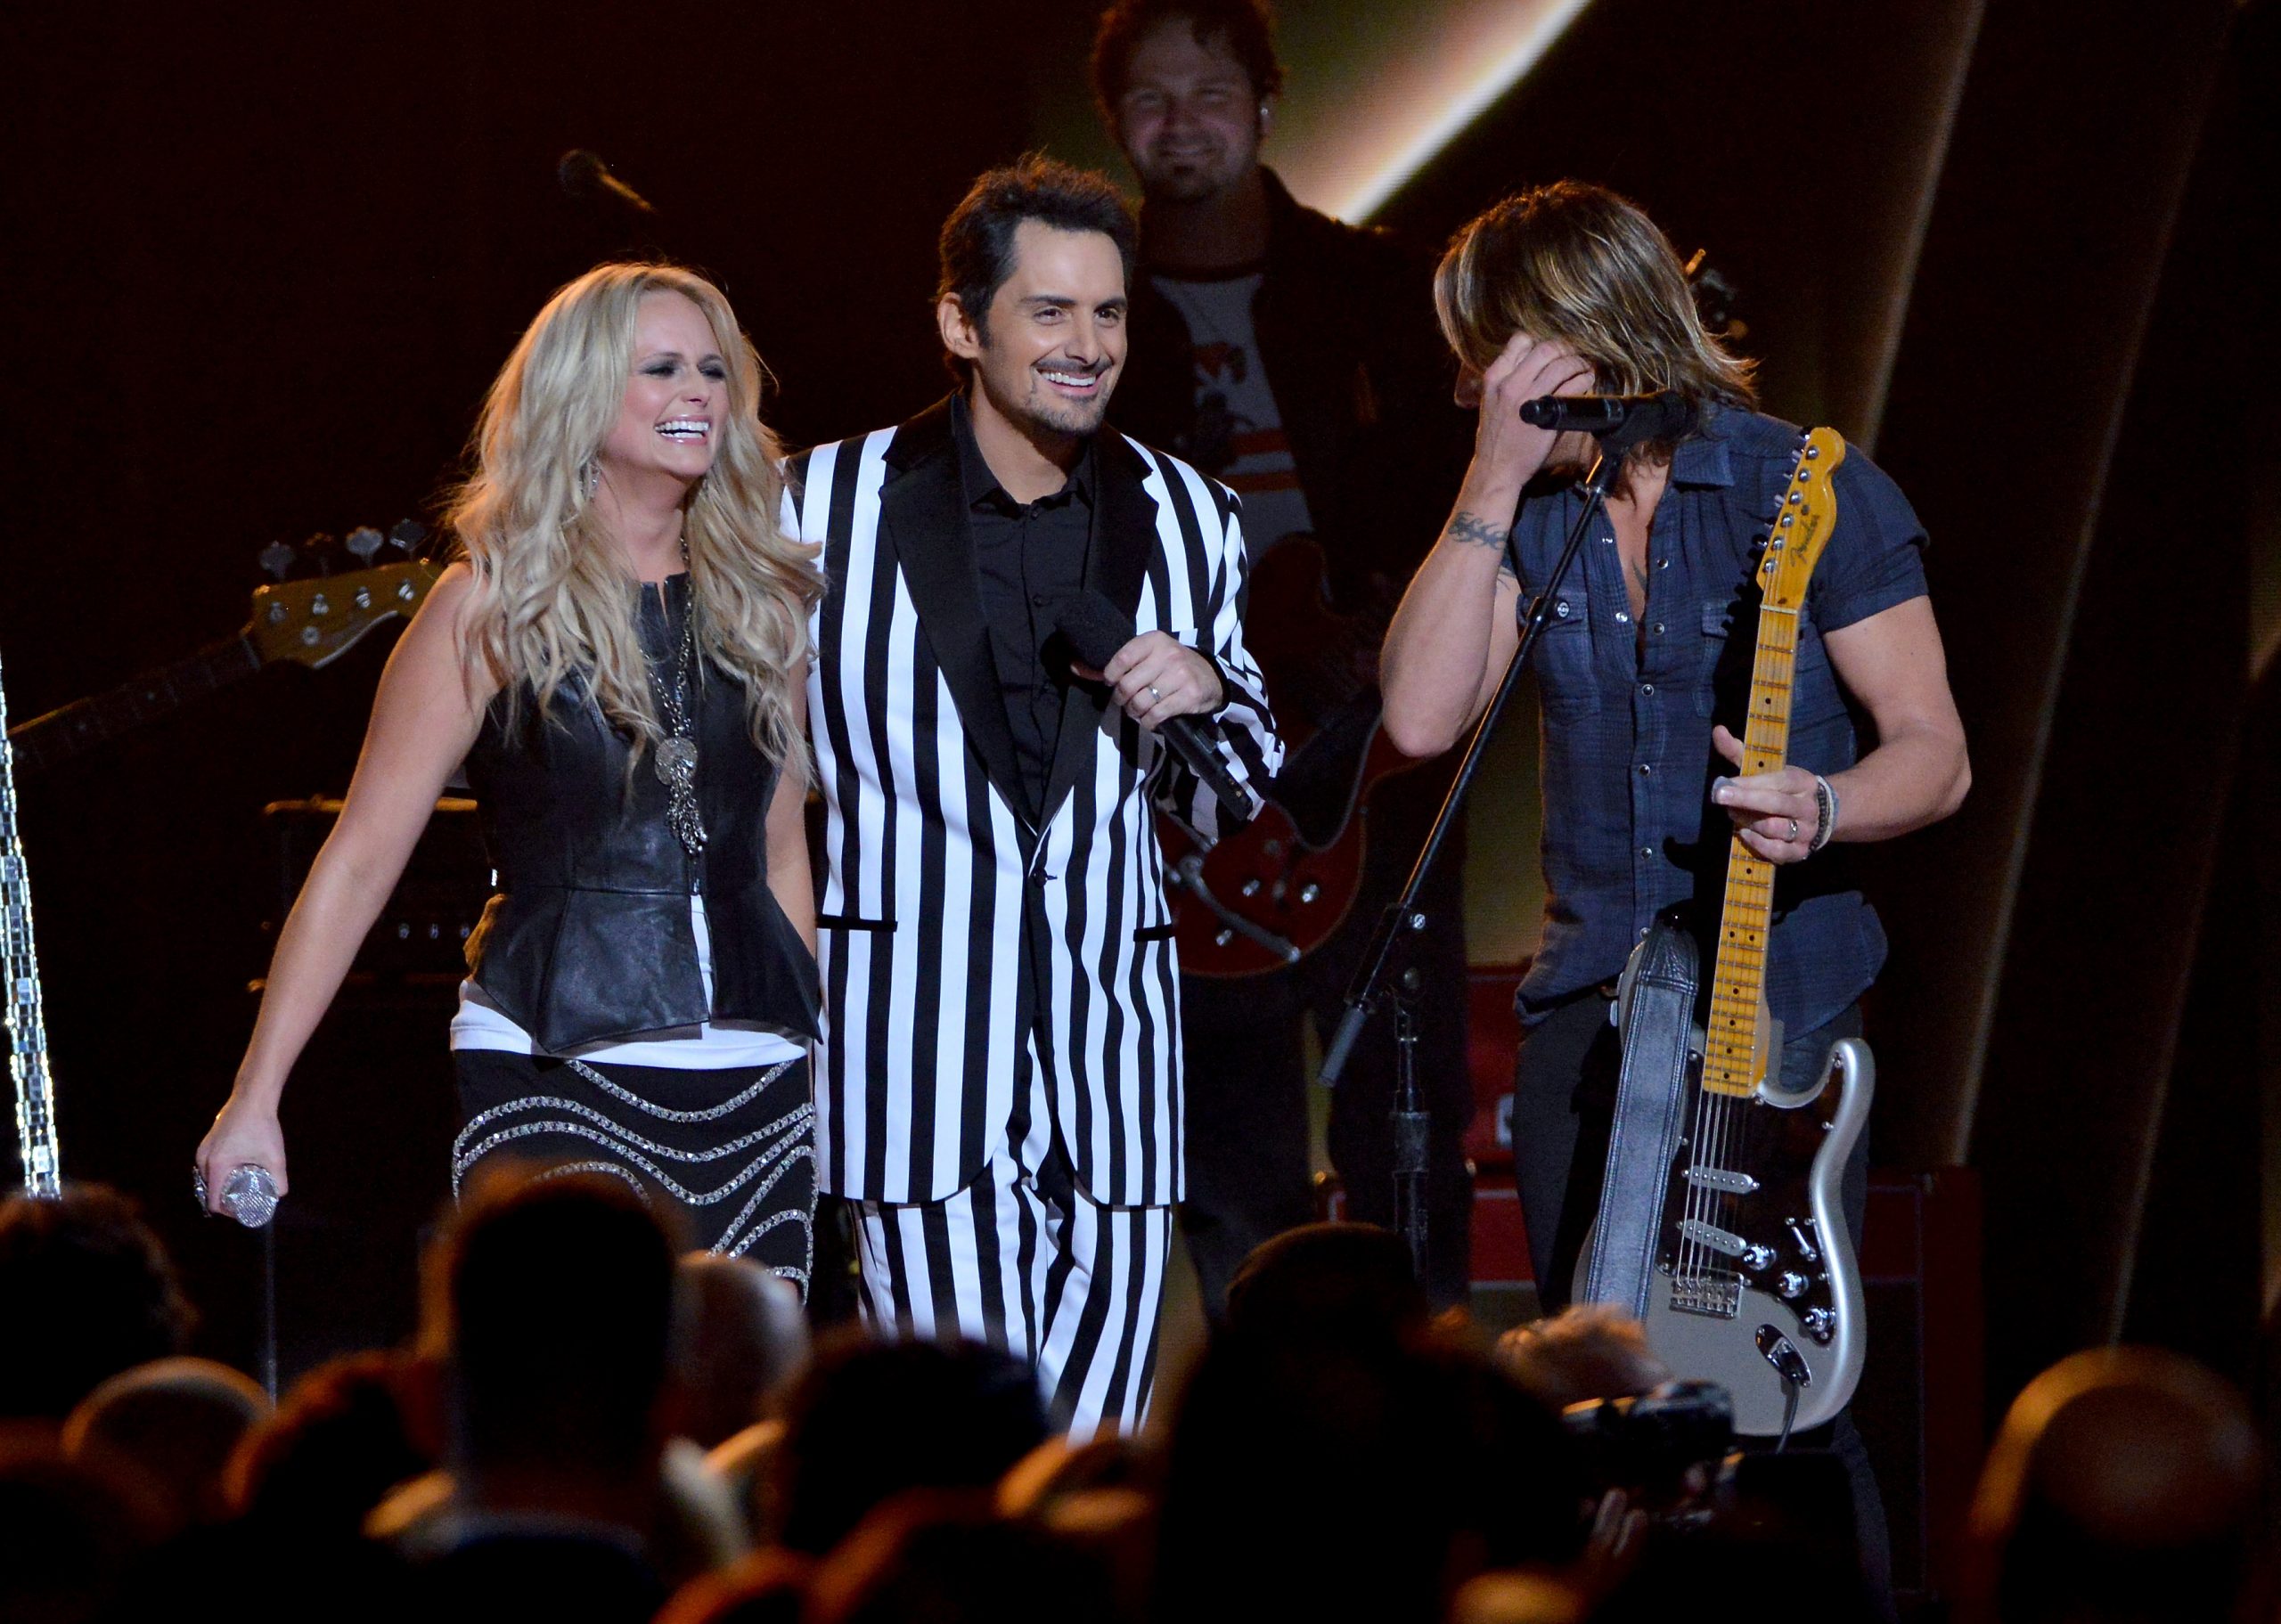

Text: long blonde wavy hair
xmin=1435 ymin=181 xmax=1755 ymax=454
xmin=446 ymin=263 xmax=820 ymax=787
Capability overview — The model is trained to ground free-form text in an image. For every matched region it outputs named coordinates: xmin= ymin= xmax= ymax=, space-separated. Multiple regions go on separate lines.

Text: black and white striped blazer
xmin=788 ymin=398 xmax=1280 ymax=1208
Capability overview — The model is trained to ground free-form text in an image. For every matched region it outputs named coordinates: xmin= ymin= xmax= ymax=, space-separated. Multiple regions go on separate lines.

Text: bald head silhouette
xmin=1960 ymin=1346 xmax=2262 ymax=1622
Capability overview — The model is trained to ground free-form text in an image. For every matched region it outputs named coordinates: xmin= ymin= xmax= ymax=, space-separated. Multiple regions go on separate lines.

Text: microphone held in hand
xmin=1056 ymin=592 xmax=1259 ymax=826
xmin=1519 ymin=391 xmax=1693 ymax=442
xmin=193 ymin=1163 xmax=280 ymax=1229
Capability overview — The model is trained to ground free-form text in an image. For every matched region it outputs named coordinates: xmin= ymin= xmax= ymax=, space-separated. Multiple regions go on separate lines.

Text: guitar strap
xmin=1582 ymin=914 xmax=1699 ymax=1318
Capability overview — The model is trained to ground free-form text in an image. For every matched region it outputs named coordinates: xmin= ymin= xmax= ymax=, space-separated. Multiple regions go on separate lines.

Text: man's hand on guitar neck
xmin=1710 ymin=725 xmax=1825 ymax=863
xmin=1711 ymin=597 xmax=1972 ymax=862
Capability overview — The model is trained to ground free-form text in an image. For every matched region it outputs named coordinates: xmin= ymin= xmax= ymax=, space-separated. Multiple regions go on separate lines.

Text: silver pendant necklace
xmin=649 ymin=559 xmax=707 ymax=856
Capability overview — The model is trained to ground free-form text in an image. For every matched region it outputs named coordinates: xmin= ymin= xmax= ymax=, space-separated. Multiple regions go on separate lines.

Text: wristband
xmin=1809 ymin=775 xmax=1839 ymax=853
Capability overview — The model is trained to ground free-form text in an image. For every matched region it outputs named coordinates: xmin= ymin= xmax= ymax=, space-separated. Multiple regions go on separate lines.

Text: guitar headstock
xmin=246 ymin=519 xmax=440 ymax=670
xmin=1758 ymin=428 xmax=1848 ymax=611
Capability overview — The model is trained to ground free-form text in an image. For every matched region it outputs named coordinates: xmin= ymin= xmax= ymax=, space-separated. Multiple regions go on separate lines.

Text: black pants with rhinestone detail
xmin=451 ymin=1050 xmax=817 ymax=1291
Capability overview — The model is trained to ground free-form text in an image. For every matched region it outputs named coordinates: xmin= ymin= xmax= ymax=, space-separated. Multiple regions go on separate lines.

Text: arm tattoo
xmin=1444 ymin=511 xmax=1508 ymax=551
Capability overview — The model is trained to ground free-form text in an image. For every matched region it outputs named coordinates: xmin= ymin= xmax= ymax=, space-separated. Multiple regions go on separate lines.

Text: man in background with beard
xmin=1095 ymin=0 xmax=1477 ymax=1313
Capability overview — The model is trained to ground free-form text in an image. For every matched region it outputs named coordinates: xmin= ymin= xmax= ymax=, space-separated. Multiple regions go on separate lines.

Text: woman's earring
xmin=580 ymin=461 xmax=600 ymax=500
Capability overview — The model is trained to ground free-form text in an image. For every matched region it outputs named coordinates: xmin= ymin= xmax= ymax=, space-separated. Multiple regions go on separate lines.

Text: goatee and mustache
xmin=993 ymin=351 xmax=1117 ymax=436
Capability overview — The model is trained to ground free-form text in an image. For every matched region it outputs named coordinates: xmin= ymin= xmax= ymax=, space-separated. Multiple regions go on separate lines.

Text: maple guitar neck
xmin=1701 ymin=428 xmax=1847 ymax=1098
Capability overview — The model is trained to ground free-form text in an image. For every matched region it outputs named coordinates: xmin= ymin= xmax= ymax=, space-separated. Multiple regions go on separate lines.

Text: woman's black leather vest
xmin=461 ymin=574 xmax=820 ymax=1052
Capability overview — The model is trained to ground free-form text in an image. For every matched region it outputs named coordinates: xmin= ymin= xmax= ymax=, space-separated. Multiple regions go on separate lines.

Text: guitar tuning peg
xmin=301 ymin=532 xmax=341 ymax=575
xmin=258 ymin=540 xmax=297 ymax=583
xmin=388 ymin=518 xmax=429 ymax=555
xmin=345 ymin=526 xmax=384 ymax=565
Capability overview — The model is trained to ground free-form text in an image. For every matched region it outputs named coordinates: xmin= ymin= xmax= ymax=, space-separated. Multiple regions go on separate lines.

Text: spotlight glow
xmin=1275 ymin=0 xmax=1598 ymax=224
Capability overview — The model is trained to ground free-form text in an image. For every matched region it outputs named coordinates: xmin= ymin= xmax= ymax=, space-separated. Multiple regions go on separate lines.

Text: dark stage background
xmin=7 ymin=3 xmax=2281 ymax=1586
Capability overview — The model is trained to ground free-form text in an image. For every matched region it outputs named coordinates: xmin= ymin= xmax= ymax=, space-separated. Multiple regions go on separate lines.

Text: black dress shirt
xmin=953 ymin=394 xmax=1097 ymax=819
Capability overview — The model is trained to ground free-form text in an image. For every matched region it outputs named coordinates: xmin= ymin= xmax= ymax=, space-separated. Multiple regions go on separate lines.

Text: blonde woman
xmin=198 ymin=265 xmax=825 ymax=1283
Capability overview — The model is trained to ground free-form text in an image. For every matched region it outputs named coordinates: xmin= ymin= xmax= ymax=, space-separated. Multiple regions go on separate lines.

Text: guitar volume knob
xmin=1777 ymin=1271 xmax=1807 ymax=1300
xmin=1803 ymin=1308 xmax=1836 ymax=1342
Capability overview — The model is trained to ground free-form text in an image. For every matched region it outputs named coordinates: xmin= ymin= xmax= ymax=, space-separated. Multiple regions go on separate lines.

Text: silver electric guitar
xmin=1574 ymin=427 xmax=1870 ymax=1437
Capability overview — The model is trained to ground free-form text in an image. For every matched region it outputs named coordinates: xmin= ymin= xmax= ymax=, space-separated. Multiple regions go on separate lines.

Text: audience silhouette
xmin=2 ymin=1176 xmax=2270 ymax=1623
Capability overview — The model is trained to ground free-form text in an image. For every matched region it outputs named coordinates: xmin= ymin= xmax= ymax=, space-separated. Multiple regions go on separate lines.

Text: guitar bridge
xmin=1670 ymin=1272 xmax=1741 ymax=1318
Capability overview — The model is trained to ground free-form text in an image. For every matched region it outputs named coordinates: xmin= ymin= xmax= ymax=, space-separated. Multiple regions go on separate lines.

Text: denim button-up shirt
xmin=1504 ymin=404 xmax=1929 ymax=1033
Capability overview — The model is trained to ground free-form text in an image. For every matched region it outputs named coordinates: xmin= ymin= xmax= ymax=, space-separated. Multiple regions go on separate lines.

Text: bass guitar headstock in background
xmin=248 ymin=519 xmax=441 ymax=670
xmin=7 ymin=518 xmax=443 ymax=777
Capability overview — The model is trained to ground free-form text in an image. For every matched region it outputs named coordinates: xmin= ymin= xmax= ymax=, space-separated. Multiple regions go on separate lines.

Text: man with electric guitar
xmin=1379 ymin=181 xmax=1969 ymax=1612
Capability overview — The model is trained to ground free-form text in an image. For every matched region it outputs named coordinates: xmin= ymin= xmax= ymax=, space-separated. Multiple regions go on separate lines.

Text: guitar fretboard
xmin=6 ymin=634 xmax=262 ymax=776
xmin=1702 ymin=598 xmax=1801 ymax=1098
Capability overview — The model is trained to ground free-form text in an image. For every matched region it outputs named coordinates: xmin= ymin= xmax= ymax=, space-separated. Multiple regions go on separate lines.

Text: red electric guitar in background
xmin=1157 ymin=535 xmax=1434 ymax=977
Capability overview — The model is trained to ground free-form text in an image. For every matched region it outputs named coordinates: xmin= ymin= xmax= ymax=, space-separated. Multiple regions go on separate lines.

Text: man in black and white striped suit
xmin=787 ymin=158 xmax=1280 ymax=1435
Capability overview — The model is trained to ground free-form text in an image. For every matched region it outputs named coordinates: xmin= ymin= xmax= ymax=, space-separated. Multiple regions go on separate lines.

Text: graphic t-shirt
xmin=1152 ymin=270 xmax=1315 ymax=560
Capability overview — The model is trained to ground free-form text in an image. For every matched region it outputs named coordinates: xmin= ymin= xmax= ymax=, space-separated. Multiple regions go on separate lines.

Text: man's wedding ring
xmin=1787 ymin=818 xmax=1801 ymax=843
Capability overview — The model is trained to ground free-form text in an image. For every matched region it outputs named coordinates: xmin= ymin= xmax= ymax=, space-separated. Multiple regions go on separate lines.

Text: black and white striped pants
xmin=849 ymin=1044 xmax=1172 ymax=1438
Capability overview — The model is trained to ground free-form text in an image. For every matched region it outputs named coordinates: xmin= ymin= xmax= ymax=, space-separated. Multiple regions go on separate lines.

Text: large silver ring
xmin=1148 ymin=684 xmax=1162 ymax=702
xmin=1786 ymin=817 xmax=1801 ymax=843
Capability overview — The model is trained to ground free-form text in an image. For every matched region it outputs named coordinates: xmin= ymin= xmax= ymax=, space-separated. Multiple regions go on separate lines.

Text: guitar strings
xmin=1675 ymin=440 xmax=1819 ymax=1312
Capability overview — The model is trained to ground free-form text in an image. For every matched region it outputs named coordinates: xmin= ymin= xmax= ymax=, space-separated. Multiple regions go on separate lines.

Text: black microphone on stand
xmin=559 ymin=149 xmax=658 ymax=216
xmin=1520 ymin=391 xmax=1693 ymax=440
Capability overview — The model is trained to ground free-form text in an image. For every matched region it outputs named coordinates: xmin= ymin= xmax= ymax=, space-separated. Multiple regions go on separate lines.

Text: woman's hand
xmin=196 ymin=1093 xmax=288 ymax=1214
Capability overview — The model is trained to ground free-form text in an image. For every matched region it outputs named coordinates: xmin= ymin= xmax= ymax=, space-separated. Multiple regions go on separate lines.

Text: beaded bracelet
xmin=1810 ymin=774 xmax=1840 ymax=853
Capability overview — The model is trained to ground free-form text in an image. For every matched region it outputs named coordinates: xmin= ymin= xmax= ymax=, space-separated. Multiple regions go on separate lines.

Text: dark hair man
xmin=429 ymin=1167 xmax=680 ymax=1513
xmin=1380 ymin=179 xmax=1972 ymax=1608
xmin=789 ymin=155 xmax=1281 ymax=1435
xmin=1092 ymin=0 xmax=1478 ymax=1312
xmin=388 ymin=1167 xmax=683 ymax=1614
xmin=0 ymin=1184 xmax=192 ymax=1422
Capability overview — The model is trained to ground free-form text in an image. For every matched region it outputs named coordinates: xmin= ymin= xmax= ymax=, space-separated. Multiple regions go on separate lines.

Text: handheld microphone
xmin=1057 ymin=592 xmax=1259 ymax=825
xmin=559 ymin=149 xmax=658 ymax=216
xmin=1519 ymin=392 xmax=1693 ymax=440
xmin=193 ymin=1163 xmax=280 ymax=1228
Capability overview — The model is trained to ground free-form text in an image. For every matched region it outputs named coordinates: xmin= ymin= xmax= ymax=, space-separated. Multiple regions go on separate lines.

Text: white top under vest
xmin=450 ymin=895 xmax=805 ymax=1070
